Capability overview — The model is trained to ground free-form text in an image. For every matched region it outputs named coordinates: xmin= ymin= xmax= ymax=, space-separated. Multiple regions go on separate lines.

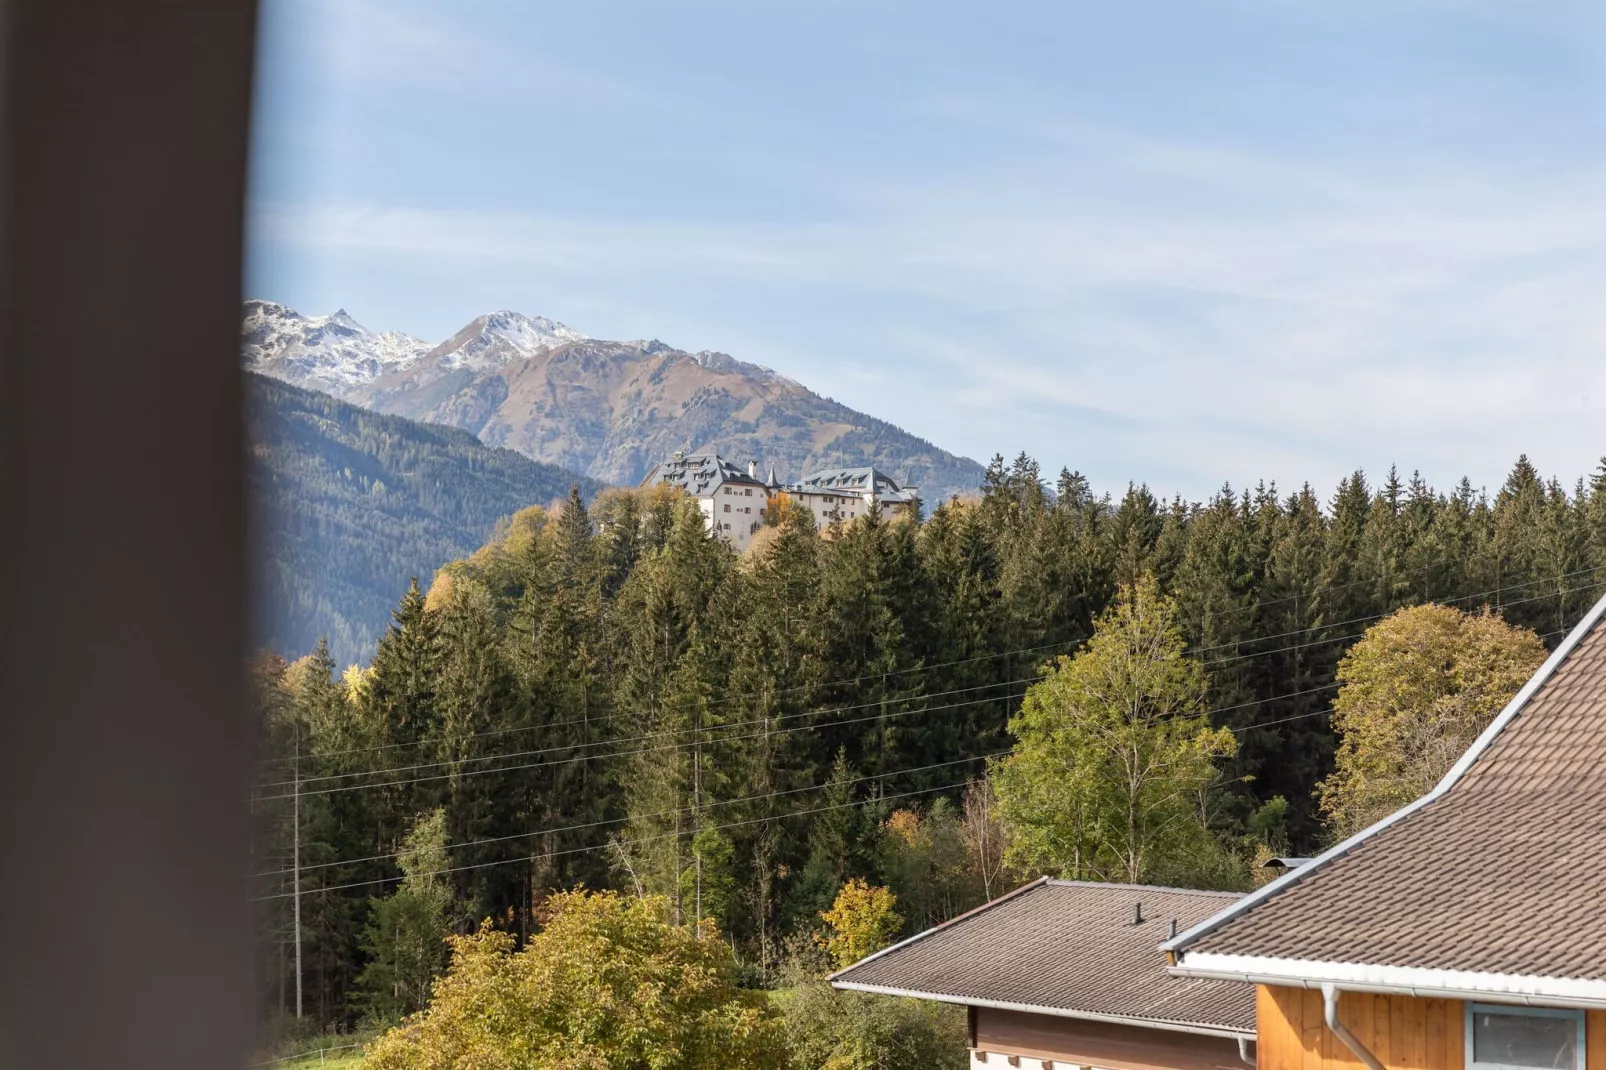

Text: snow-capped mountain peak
xmin=242 ymin=301 xmax=595 ymax=397
xmin=326 ymin=308 xmax=365 ymax=332
xmin=438 ymin=310 xmax=589 ymax=370
xmin=241 ymin=300 xmax=432 ymax=393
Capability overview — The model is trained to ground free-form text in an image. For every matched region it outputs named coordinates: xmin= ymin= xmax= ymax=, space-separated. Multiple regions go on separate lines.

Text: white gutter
xmin=829 ymin=980 xmax=1254 ymax=1040
xmin=1161 ymin=589 xmax=1606 ymax=967
xmin=1170 ymin=952 xmax=1606 ymax=1011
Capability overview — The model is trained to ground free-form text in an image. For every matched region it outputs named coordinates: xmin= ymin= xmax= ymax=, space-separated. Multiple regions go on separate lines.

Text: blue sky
xmin=249 ymin=0 xmax=1606 ymax=500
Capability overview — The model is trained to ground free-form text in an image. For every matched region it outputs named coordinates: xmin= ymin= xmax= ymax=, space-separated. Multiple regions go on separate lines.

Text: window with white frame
xmin=1467 ymin=1004 xmax=1584 ymax=1070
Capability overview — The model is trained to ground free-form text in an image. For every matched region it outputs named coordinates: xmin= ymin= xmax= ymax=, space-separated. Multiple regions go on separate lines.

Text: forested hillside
xmin=252 ymin=452 xmax=1606 ymax=1028
xmin=246 ymin=374 xmax=602 ymax=664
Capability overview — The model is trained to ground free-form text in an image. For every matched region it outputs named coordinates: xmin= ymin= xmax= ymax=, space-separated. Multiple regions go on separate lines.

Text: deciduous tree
xmin=1318 ymin=603 xmax=1546 ymax=835
xmin=992 ymin=576 xmax=1237 ymax=883
xmin=819 ymin=879 xmax=902 ymax=970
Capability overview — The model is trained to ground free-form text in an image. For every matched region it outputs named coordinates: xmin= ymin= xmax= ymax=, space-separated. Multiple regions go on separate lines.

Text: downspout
xmin=1323 ymin=983 xmax=1385 ymax=1070
xmin=1238 ymin=1037 xmax=1256 ymax=1067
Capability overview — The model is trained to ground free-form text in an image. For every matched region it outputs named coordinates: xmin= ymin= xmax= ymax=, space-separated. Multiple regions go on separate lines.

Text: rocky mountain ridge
xmin=243 ymin=302 xmax=986 ymax=500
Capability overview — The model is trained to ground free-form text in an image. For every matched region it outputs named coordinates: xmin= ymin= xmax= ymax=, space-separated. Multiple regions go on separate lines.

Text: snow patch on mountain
xmin=241 ymin=300 xmax=432 ymax=395
xmin=689 ymin=349 xmax=800 ymax=388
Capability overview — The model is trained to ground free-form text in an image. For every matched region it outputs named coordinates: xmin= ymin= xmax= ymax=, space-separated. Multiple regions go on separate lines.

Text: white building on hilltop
xmin=640 ymin=452 xmax=919 ymax=550
xmin=641 ymin=453 xmax=773 ymax=550
xmin=788 ymin=466 xmax=920 ymax=531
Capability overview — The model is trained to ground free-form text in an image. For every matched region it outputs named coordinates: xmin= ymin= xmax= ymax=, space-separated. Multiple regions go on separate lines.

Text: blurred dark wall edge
xmin=0 ymin=2 xmax=260 ymax=1068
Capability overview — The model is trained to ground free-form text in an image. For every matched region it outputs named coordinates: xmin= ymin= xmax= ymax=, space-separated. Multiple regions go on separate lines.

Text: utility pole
xmin=692 ymin=694 xmax=703 ymax=937
xmin=292 ymin=719 xmax=303 ymax=1020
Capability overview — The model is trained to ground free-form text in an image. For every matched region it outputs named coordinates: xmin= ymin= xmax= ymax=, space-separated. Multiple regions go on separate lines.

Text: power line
xmin=251 ymin=574 xmax=1606 ymax=804
xmin=251 ymin=685 xmax=1027 ymax=803
xmin=258 ymin=561 xmax=1605 ymax=769
xmin=247 ymin=600 xmax=1606 ymax=899
xmin=254 ymin=674 xmax=1349 ymax=806
xmin=1196 ymin=578 xmax=1606 ymax=669
xmin=256 ymin=677 xmax=1035 ymax=791
xmin=249 ymin=675 xmax=1390 ymax=902
xmin=249 ymin=596 xmax=1606 ymax=905
xmin=254 ymin=751 xmax=1008 ymax=880
xmin=250 ymin=775 xmax=982 ymax=901
xmin=1188 ymin=563 xmax=1605 ymax=659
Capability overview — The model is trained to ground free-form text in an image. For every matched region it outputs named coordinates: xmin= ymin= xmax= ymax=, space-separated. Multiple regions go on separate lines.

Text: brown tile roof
xmin=831 ymin=879 xmax=1255 ymax=1035
xmin=1170 ymin=596 xmax=1606 ymax=982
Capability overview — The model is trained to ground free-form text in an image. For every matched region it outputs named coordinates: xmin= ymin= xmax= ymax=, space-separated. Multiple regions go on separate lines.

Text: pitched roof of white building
xmin=794 ymin=466 xmax=919 ymax=504
xmin=641 ymin=453 xmax=767 ymax=496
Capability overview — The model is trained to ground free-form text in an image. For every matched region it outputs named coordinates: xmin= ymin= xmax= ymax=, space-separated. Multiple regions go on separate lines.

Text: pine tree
xmin=817 ymin=508 xmax=925 ymax=788
xmin=364 ymin=579 xmax=445 ymax=841
xmin=725 ymin=505 xmax=825 ymax=954
xmin=434 ymin=577 xmax=522 ymax=923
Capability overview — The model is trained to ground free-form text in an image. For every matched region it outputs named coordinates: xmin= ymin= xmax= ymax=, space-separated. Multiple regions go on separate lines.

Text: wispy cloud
xmin=268 ymin=0 xmax=679 ymax=113
xmin=250 ymin=1 xmax=1606 ymax=498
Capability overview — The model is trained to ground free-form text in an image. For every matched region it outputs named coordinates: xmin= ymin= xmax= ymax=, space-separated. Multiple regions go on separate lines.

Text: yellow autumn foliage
xmin=361 ymin=890 xmax=787 ymax=1070
xmin=1317 ymin=603 xmax=1546 ymax=836
xmin=817 ymin=880 xmax=902 ymax=971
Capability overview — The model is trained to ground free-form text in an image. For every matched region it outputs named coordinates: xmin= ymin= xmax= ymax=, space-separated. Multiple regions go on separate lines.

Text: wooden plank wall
xmin=1257 ymin=986 xmax=1460 ymax=1070
xmin=973 ymin=1008 xmax=1245 ymax=1070
xmin=1259 ymin=987 xmax=1606 ymax=1070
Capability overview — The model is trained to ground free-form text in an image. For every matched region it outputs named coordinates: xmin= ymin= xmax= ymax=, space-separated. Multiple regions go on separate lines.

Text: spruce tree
xmin=363 ymin=579 xmax=445 ymax=840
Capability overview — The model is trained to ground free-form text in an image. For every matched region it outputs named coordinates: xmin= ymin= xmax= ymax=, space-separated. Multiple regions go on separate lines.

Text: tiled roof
xmin=1172 ymin=596 xmax=1606 ymax=981
xmin=831 ymin=879 xmax=1254 ymax=1035
xmin=794 ymin=466 xmax=919 ymax=504
xmin=643 ymin=454 xmax=766 ymax=495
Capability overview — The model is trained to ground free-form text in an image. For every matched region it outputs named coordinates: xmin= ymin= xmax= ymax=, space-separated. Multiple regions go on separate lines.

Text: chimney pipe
xmin=748 ymin=459 xmax=759 ymax=478
xmin=1169 ymin=919 xmax=1178 ymax=939
xmin=1133 ymin=902 xmax=1144 ymax=925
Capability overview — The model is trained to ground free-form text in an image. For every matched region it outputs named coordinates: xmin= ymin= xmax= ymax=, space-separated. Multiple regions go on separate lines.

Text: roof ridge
xmin=1163 ymin=588 xmax=1606 ymax=958
xmin=1045 ymin=879 xmax=1242 ymax=899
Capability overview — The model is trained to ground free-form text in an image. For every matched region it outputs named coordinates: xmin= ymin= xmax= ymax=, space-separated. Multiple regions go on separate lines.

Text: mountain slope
xmin=244 ymin=303 xmax=986 ymax=500
xmin=247 ymin=372 xmax=601 ymax=665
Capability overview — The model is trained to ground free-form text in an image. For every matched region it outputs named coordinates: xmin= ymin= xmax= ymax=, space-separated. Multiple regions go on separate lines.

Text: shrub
xmin=362 ymin=890 xmax=787 ymax=1070
xmin=777 ymin=981 xmax=967 ymax=1070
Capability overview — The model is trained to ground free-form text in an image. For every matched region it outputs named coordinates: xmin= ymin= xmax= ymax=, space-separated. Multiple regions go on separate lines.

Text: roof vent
xmin=1133 ymin=902 xmax=1144 ymax=925
xmin=1169 ymin=919 xmax=1178 ymax=939
xmin=1261 ymin=857 xmax=1313 ymax=872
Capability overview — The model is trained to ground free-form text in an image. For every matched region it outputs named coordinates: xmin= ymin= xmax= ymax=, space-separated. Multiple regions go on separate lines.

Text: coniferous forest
xmin=252 ymin=452 xmax=1606 ymax=1029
